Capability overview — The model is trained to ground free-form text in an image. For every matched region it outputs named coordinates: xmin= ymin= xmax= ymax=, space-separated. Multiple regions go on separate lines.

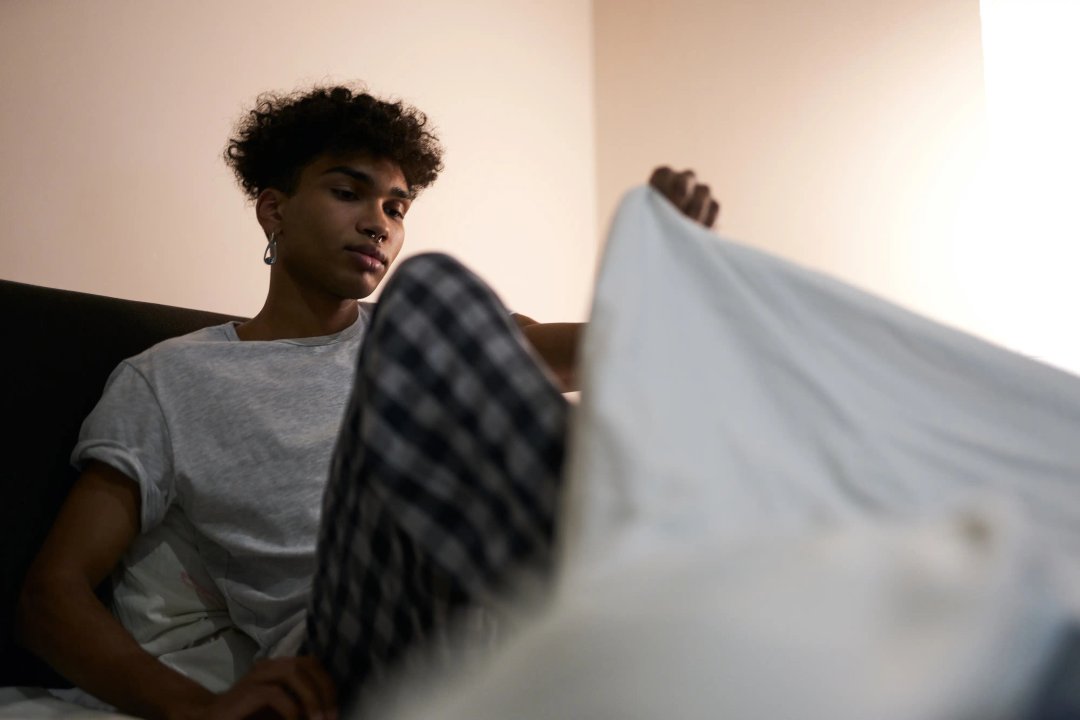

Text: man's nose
xmin=357 ymin=210 xmax=388 ymax=243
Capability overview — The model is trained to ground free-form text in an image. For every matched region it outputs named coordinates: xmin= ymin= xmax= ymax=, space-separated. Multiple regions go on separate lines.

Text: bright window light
xmin=954 ymin=1 xmax=1080 ymax=373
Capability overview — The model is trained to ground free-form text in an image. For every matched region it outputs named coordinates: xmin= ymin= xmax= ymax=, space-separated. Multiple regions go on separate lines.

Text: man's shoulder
xmin=123 ymin=322 xmax=236 ymax=374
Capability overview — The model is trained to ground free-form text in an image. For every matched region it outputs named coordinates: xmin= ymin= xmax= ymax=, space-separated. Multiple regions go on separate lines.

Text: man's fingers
xmin=649 ymin=166 xmax=674 ymax=192
xmin=650 ymin=165 xmax=720 ymax=230
xmin=703 ymin=199 xmax=721 ymax=228
xmin=684 ymin=184 xmax=711 ymax=220
xmin=671 ymin=170 xmax=696 ymax=209
xmin=277 ymin=672 xmax=324 ymax=720
xmin=649 ymin=166 xmax=698 ymax=209
xmin=271 ymin=659 xmax=328 ymax=720
xmin=221 ymin=685 xmax=301 ymax=720
xmin=649 ymin=166 xmax=689 ymax=202
xmin=295 ymin=656 xmax=338 ymax=719
xmin=247 ymin=658 xmax=332 ymax=720
xmin=257 ymin=686 xmax=303 ymax=720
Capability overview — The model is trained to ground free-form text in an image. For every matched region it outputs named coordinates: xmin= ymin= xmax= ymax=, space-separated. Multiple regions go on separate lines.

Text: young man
xmin=16 ymin=85 xmax=719 ymax=720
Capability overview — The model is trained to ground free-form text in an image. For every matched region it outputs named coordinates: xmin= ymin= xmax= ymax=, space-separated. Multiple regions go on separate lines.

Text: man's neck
xmin=236 ymin=289 xmax=361 ymax=342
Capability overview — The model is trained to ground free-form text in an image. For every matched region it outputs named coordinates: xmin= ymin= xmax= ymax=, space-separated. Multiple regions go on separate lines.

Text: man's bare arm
xmin=518 ymin=321 xmax=584 ymax=392
xmin=17 ymin=461 xmax=338 ymax=720
xmin=16 ymin=461 xmax=217 ymax=720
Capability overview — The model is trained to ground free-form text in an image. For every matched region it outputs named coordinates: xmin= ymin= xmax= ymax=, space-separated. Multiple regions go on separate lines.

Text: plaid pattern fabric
xmin=304 ymin=253 xmax=569 ymax=707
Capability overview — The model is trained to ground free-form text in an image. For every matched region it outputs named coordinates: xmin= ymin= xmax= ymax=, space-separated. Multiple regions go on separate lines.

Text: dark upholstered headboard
xmin=0 ymin=279 xmax=244 ymax=687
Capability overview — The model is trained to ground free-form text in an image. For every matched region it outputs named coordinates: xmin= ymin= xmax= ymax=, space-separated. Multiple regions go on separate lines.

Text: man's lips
xmin=344 ymin=244 xmax=388 ymax=270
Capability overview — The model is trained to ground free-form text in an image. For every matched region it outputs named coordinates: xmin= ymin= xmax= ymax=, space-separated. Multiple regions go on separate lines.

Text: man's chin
xmin=344 ymin=278 xmax=380 ymax=301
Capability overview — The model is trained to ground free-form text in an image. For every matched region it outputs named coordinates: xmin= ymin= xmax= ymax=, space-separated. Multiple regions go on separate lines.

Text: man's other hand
xmin=648 ymin=167 xmax=721 ymax=229
xmin=177 ymin=656 xmax=337 ymax=720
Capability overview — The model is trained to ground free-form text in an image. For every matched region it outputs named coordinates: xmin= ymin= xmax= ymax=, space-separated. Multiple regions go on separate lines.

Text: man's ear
xmin=255 ymin=188 xmax=288 ymax=237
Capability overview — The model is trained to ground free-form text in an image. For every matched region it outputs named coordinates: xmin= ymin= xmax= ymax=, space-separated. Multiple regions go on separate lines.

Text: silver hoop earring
xmin=263 ymin=232 xmax=278 ymax=266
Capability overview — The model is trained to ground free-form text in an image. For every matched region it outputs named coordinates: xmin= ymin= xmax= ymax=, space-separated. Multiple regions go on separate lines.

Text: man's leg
xmin=304 ymin=253 xmax=569 ymax=706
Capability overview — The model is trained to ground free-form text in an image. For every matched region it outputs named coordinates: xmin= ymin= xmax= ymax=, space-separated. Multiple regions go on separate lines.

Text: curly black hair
xmin=223 ymin=85 xmax=444 ymax=200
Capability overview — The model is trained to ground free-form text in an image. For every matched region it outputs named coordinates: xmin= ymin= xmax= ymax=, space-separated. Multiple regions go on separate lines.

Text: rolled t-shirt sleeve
xmin=72 ymin=361 xmax=175 ymax=532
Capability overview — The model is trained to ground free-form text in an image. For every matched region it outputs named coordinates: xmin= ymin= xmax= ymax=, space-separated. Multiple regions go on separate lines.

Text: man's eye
xmin=331 ymin=188 xmax=357 ymax=200
xmin=387 ymin=207 xmax=406 ymax=219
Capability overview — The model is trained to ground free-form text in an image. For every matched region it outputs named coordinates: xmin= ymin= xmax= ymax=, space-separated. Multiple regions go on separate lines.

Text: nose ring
xmin=364 ymin=229 xmax=385 ymax=244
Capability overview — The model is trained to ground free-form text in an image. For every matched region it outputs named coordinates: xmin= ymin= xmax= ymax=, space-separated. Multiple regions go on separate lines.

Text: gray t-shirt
xmin=72 ymin=306 xmax=373 ymax=653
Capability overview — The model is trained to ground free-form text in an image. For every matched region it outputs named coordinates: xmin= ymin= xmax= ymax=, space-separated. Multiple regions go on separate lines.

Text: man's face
xmin=275 ymin=152 xmax=411 ymax=300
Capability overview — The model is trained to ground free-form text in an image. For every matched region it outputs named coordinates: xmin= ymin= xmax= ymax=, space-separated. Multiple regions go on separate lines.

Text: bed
xmin=3 ymin=188 xmax=1079 ymax=719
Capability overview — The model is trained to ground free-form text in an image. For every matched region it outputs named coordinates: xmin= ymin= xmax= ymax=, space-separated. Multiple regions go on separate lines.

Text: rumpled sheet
xmin=561 ymin=188 xmax=1080 ymax=573
xmin=387 ymin=187 xmax=1080 ymax=720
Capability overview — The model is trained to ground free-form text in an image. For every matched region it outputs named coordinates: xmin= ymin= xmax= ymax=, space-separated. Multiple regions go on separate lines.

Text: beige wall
xmin=594 ymin=0 xmax=1003 ymax=347
xmin=0 ymin=0 xmax=596 ymax=321
xmin=594 ymin=0 xmax=986 ymax=316
xmin=5 ymin=1 xmax=1075 ymax=370
xmin=594 ymin=0 xmax=1079 ymax=373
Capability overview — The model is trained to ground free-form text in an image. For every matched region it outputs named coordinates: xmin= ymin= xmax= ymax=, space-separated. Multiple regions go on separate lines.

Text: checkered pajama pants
xmin=302 ymin=253 xmax=570 ymax=708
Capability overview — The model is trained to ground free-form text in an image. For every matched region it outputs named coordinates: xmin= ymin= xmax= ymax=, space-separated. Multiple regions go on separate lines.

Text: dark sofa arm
xmin=0 ymin=279 xmax=243 ymax=688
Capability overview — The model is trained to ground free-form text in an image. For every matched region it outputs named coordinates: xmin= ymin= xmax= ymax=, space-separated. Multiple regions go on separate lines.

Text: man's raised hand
xmin=648 ymin=167 xmax=721 ymax=229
